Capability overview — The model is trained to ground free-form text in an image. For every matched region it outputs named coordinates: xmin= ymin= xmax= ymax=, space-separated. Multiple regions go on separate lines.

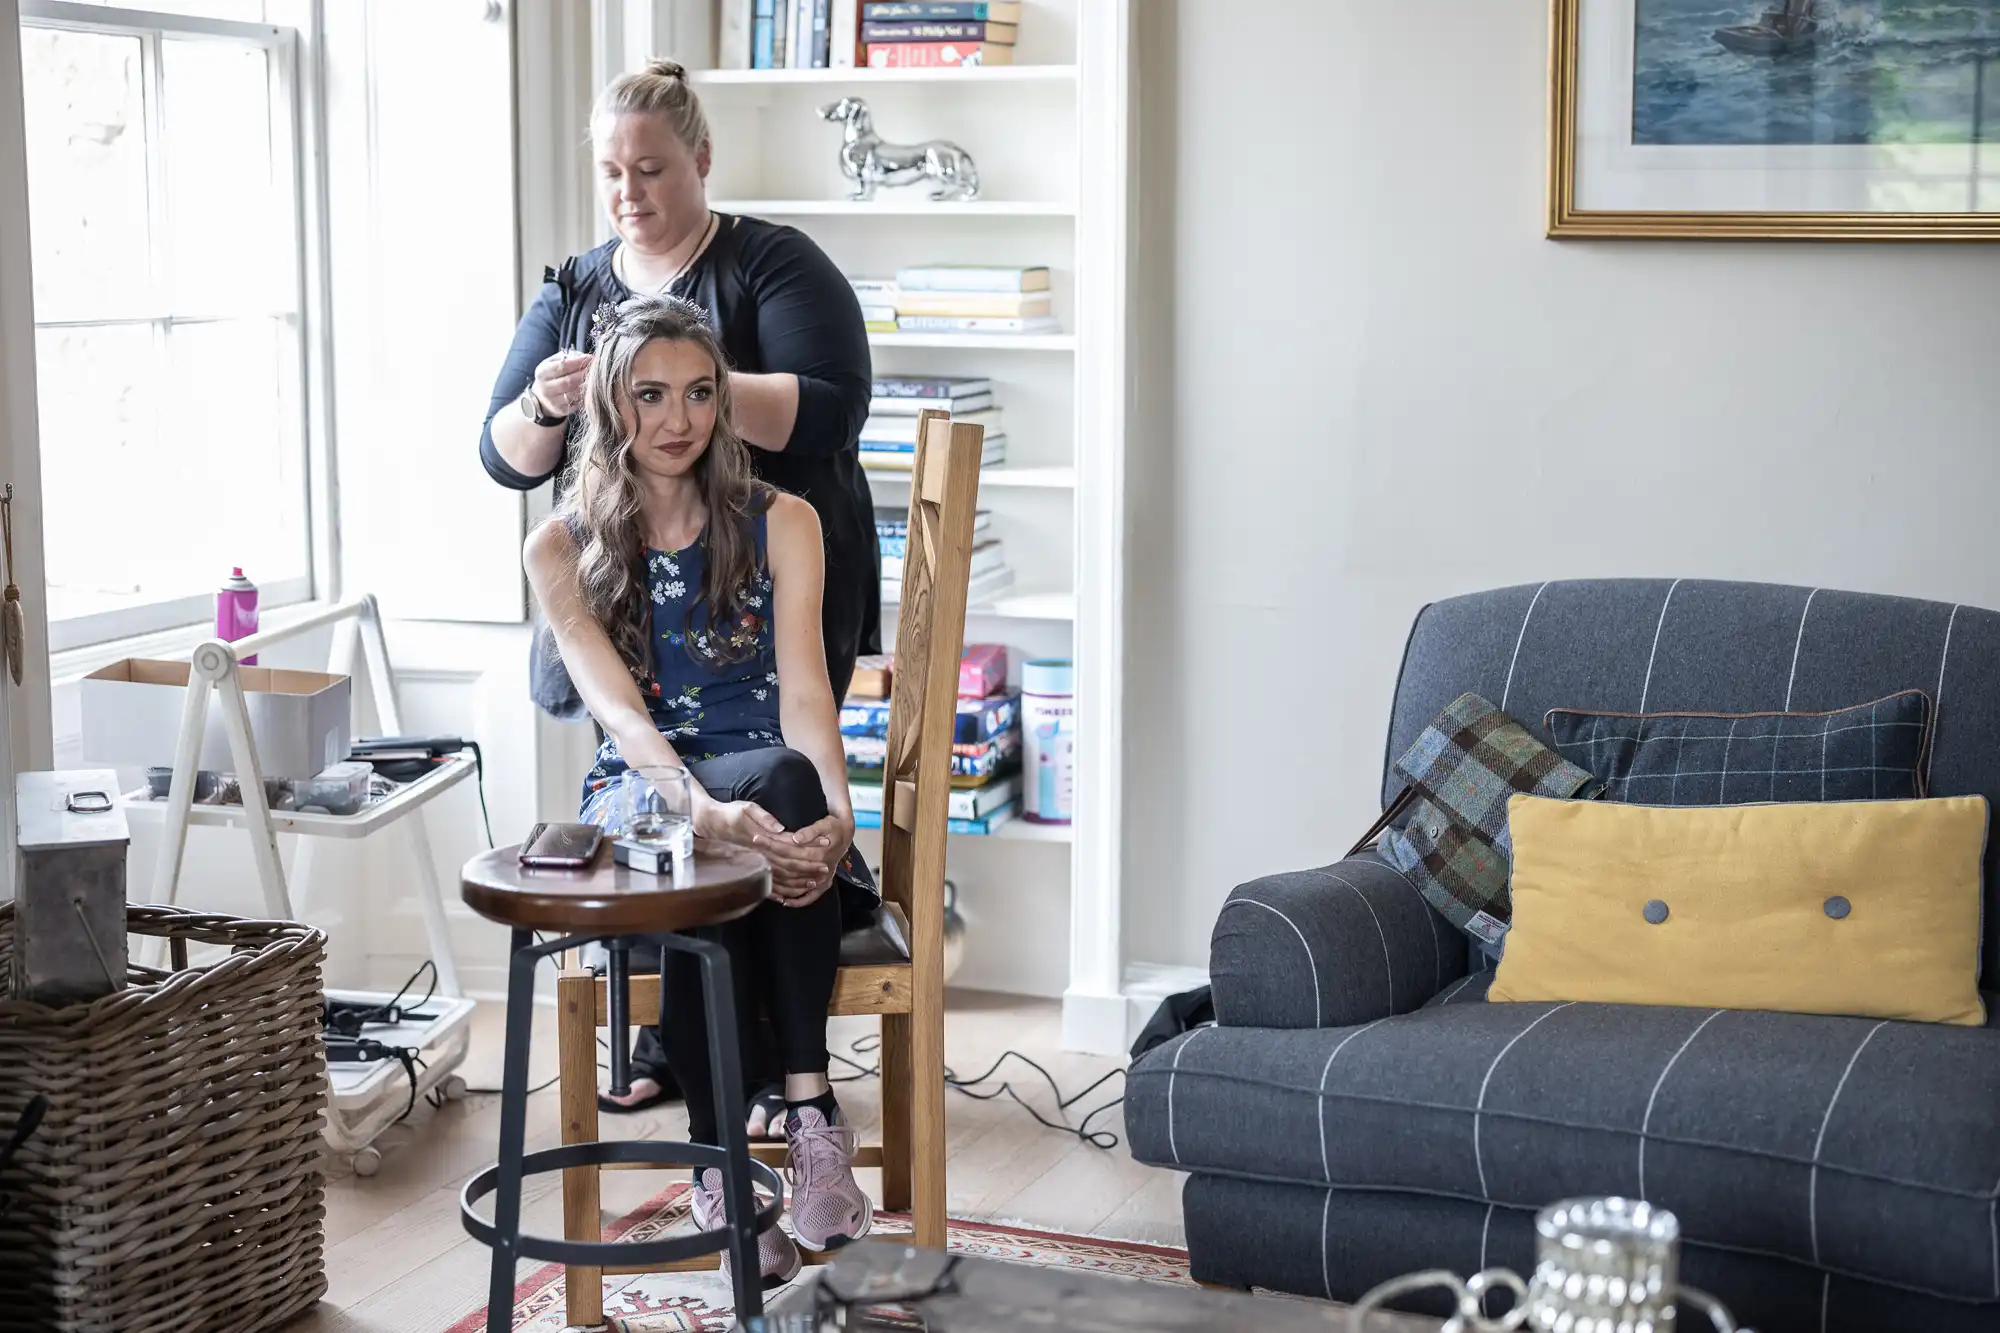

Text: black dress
xmin=480 ymin=213 xmax=880 ymax=701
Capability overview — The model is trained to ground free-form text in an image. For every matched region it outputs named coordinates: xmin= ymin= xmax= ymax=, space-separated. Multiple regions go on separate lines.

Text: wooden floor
xmin=295 ymin=990 xmax=1185 ymax=1332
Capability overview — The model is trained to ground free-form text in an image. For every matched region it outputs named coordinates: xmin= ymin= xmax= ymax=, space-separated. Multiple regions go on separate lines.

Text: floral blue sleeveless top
xmin=581 ymin=508 xmax=782 ymax=804
xmin=576 ymin=505 xmax=878 ymax=908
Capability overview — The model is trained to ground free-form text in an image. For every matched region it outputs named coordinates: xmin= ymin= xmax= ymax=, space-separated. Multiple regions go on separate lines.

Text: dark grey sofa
xmin=1124 ymin=580 xmax=2000 ymax=1333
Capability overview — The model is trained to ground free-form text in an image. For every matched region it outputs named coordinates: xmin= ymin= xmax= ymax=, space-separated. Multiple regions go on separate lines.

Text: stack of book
xmin=860 ymin=375 xmax=1005 ymax=472
xmin=895 ymin=265 xmax=1057 ymax=336
xmin=863 ymin=1 xmax=1021 ymax=68
xmin=851 ymin=277 xmax=897 ymax=333
xmin=719 ymin=1 xmax=1021 ymax=70
xmin=844 ymin=643 xmax=1022 ymax=834
xmin=877 ymin=504 xmax=1012 ymax=607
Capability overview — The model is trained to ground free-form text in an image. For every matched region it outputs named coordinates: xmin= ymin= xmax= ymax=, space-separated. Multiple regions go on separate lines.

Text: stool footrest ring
xmin=461 ymin=1139 xmax=785 ymax=1266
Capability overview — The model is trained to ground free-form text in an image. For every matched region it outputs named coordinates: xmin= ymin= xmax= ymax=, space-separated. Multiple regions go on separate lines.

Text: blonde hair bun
xmin=593 ymin=57 xmax=709 ymax=154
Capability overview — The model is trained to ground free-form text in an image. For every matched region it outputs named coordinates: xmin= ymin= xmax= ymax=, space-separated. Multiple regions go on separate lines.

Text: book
xmin=841 ymin=689 xmax=1018 ymax=743
xmin=897 ymin=315 xmax=1061 ymax=334
xmin=720 ymin=0 xmax=752 ymax=68
xmin=881 ymin=538 xmax=1005 ymax=583
xmin=848 ymin=653 xmax=892 ymax=698
xmin=865 ymin=320 xmax=898 ymax=333
xmin=867 ymin=40 xmax=1013 ymax=66
xmin=852 ymin=801 xmax=1018 ymax=835
xmin=877 ymin=507 xmax=989 ymax=541
xmin=883 ymin=564 xmax=1014 ymax=606
xmin=846 ymin=728 xmax=1020 ymax=782
xmin=878 ymin=519 xmax=994 ymax=559
xmin=863 ymin=1 xmax=1022 ymax=21
xmin=860 ymin=304 xmax=898 ymax=324
xmin=861 ymin=20 xmax=1017 ymax=42
xmin=874 ymin=375 xmax=993 ymax=399
xmin=861 ymin=407 xmax=1003 ymax=445
xmin=896 ymin=265 xmax=1049 ymax=294
xmin=896 ymin=291 xmax=1051 ymax=319
xmin=849 ymin=276 xmax=899 ymax=301
xmin=869 ymin=391 xmax=992 ymax=416
xmin=850 ymin=775 xmax=1021 ymax=821
xmin=812 ymin=0 xmax=832 ymax=67
xmin=831 ymin=0 xmax=859 ymax=67
xmin=861 ymin=437 xmax=1005 ymax=471
xmin=753 ymin=0 xmax=777 ymax=68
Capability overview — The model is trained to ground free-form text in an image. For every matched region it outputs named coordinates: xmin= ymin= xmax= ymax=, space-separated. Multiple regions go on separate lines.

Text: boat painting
xmin=1633 ymin=0 xmax=2000 ymax=146
xmin=1712 ymin=0 xmax=1821 ymax=55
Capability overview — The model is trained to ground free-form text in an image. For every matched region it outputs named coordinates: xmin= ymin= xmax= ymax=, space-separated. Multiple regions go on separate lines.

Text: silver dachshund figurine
xmin=819 ymin=96 xmax=980 ymax=202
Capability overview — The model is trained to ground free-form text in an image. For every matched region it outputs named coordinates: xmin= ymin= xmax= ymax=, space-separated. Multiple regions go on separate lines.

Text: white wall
xmin=1123 ymin=0 xmax=2000 ymax=969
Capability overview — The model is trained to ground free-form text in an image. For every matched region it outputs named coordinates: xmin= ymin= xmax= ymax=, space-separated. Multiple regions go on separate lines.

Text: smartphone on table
xmin=518 ymin=822 xmax=603 ymax=868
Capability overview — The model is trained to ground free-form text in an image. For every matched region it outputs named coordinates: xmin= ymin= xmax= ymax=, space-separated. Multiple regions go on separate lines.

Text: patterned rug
xmin=443 ymin=1183 xmax=1193 ymax=1332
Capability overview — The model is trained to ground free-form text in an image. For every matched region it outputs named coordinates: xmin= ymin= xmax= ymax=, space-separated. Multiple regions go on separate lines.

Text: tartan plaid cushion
xmin=1379 ymin=693 xmax=1601 ymax=946
xmin=1544 ymin=689 xmax=1933 ymax=806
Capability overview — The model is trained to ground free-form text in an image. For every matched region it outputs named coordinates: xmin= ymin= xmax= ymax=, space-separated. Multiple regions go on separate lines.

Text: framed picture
xmin=1549 ymin=0 xmax=2000 ymax=239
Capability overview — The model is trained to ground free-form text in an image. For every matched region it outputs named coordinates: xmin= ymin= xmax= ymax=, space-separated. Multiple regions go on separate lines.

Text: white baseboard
xmin=1061 ymin=986 xmax=1129 ymax=1056
xmin=1122 ymin=961 xmax=1209 ymax=1048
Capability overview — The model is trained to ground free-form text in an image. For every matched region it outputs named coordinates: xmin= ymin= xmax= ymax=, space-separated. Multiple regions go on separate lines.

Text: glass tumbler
xmin=622 ymin=765 xmax=694 ymax=869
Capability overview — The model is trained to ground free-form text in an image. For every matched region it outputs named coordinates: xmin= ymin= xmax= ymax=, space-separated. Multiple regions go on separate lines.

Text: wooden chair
xmin=554 ymin=409 xmax=987 ymax=1327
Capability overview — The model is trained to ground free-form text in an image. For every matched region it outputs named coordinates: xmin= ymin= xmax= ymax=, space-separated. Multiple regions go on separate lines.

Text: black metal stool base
xmin=461 ymin=1140 xmax=785 ymax=1266
xmin=474 ymin=926 xmax=773 ymax=1331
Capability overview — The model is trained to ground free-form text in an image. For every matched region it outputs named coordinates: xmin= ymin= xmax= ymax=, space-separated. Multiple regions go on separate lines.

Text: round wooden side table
xmin=457 ymin=838 xmax=773 ymax=1329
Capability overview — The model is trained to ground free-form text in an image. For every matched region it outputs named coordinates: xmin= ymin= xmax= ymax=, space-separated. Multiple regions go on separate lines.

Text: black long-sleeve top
xmin=481 ymin=214 xmax=880 ymax=686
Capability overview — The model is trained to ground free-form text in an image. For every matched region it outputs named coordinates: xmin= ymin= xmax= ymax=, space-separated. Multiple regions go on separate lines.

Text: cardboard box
xmin=80 ymin=658 xmax=353 ymax=781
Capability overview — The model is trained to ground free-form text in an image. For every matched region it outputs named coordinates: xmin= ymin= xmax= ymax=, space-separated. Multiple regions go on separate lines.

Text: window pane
xmin=35 ymin=324 xmax=162 ymax=623
xmin=61 ymin=1 xmax=269 ymax=20
xmin=22 ymin=27 xmax=152 ymax=321
xmin=35 ymin=320 xmax=305 ymax=625
xmin=165 ymin=319 xmax=308 ymax=590
xmin=163 ymin=38 xmax=285 ymax=314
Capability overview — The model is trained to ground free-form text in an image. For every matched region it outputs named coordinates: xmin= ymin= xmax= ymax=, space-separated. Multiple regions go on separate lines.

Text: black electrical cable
xmin=464 ymin=740 xmax=494 ymax=848
xmin=827 ymin=1032 xmax=1126 ymax=1150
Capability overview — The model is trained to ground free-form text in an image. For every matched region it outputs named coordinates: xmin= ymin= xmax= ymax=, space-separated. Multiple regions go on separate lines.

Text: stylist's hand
xmin=531 ymin=349 xmax=592 ymax=419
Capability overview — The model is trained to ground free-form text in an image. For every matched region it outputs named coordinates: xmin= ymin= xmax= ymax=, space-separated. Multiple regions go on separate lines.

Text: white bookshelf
xmin=675 ymin=0 xmax=1131 ymax=1049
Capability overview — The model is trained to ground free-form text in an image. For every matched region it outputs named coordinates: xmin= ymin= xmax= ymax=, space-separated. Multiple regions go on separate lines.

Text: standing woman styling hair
xmin=482 ymin=58 xmax=876 ymax=1120
xmin=526 ymin=295 xmax=874 ymax=1286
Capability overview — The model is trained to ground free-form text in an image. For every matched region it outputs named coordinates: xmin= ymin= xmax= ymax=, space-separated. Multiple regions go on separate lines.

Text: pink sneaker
xmin=785 ymin=1105 xmax=873 ymax=1251
xmin=691 ymin=1168 xmax=801 ymax=1290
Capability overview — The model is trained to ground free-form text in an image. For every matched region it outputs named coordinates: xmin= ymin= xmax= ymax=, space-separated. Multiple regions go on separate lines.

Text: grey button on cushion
xmin=1644 ymin=898 xmax=1670 ymax=924
xmin=1825 ymin=895 xmax=1852 ymax=920
xmin=1126 ymin=998 xmax=2000 ymax=1301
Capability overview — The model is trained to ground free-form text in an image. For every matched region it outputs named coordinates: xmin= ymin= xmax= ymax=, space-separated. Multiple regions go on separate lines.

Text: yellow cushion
xmin=1489 ymin=795 xmax=1989 ymax=1026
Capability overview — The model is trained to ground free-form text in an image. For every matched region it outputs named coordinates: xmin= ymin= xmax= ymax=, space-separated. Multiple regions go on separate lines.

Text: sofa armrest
xmin=1209 ymin=851 xmax=1468 ymax=1029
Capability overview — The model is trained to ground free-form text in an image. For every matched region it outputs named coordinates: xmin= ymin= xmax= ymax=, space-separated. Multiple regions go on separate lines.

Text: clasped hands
xmin=695 ymin=797 xmax=850 ymax=907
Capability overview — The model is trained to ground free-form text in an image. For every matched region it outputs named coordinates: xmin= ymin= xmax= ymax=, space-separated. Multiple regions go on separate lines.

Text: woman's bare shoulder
xmin=524 ymin=515 xmax=580 ymax=572
xmin=764 ymin=491 xmax=821 ymax=542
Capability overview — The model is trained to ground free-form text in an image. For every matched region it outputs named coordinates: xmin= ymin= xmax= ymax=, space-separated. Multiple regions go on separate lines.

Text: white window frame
xmin=21 ymin=0 xmax=328 ymax=653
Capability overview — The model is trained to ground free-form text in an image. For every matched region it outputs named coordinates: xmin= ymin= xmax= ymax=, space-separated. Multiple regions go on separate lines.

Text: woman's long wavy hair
xmin=555 ymin=294 xmax=771 ymax=678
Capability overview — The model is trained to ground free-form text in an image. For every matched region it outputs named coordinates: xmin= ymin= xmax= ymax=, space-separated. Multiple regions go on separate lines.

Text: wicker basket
xmin=0 ymin=904 xmax=329 ymax=1333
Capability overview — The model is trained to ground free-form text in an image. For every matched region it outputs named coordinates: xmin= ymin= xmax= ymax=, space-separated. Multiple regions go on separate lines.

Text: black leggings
xmin=663 ymin=747 xmax=844 ymax=1146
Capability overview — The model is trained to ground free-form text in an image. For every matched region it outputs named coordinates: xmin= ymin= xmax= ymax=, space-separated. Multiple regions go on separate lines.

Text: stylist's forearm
xmin=730 ymin=371 xmax=802 ymax=451
xmin=491 ymin=408 xmax=568 ymax=480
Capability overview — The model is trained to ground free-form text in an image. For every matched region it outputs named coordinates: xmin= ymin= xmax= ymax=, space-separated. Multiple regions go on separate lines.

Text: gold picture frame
xmin=1548 ymin=0 xmax=2000 ymax=240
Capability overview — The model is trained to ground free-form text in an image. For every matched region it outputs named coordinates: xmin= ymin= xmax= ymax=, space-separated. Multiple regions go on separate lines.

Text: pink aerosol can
xmin=217 ymin=568 xmax=259 ymax=665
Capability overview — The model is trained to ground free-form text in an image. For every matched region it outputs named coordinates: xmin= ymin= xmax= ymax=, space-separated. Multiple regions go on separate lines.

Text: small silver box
xmin=611 ymin=836 xmax=687 ymax=879
xmin=14 ymin=769 xmax=131 ymax=1005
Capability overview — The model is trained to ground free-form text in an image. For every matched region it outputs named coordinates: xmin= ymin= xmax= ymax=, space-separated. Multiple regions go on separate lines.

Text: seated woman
xmin=525 ymin=293 xmax=873 ymax=1285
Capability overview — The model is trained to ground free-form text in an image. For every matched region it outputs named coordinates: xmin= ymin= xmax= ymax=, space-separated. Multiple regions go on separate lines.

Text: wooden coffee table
xmin=765 ymin=1237 xmax=1441 ymax=1331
